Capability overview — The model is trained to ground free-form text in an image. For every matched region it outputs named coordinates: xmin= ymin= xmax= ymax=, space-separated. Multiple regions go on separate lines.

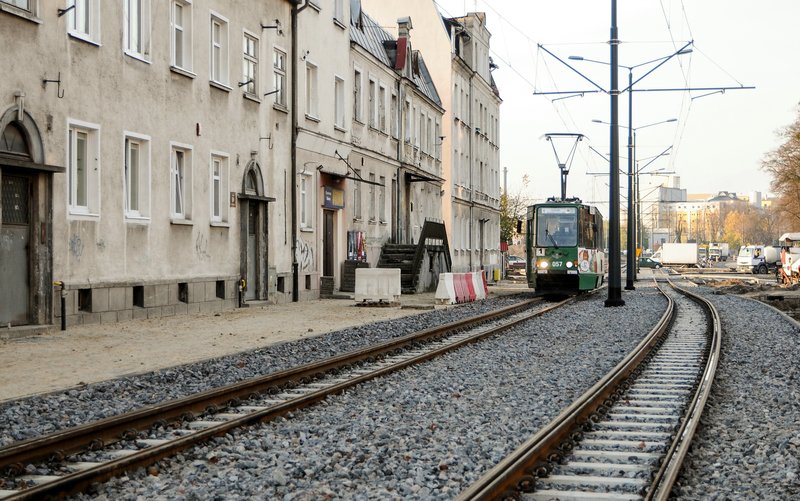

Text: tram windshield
xmin=536 ymin=206 xmax=578 ymax=247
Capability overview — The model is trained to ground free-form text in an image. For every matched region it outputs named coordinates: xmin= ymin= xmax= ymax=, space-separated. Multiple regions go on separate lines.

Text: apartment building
xmin=0 ymin=0 xmax=292 ymax=328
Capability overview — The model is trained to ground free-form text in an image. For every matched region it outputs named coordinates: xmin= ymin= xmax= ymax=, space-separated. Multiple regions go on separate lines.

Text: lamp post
xmin=572 ymin=46 xmax=690 ymax=291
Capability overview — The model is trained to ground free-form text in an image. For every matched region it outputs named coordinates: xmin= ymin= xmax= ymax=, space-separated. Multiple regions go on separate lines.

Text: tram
xmin=525 ymin=197 xmax=605 ymax=295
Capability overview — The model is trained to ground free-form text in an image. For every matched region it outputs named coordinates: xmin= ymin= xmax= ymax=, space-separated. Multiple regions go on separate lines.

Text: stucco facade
xmin=0 ymin=0 xmax=292 ymax=327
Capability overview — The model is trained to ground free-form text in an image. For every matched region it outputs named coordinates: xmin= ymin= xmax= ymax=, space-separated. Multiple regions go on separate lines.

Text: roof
xmin=350 ymin=10 xmax=441 ymax=107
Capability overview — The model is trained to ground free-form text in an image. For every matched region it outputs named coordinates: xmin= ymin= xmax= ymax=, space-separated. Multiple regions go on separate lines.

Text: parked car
xmin=506 ymin=255 xmax=526 ymax=270
xmin=638 ymin=257 xmax=662 ymax=269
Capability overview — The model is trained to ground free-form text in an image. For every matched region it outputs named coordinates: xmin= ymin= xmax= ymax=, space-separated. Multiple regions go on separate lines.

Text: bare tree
xmin=762 ymin=104 xmax=800 ymax=229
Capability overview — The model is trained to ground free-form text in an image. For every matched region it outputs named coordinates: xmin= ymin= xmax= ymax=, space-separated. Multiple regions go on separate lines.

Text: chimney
xmin=395 ymin=17 xmax=413 ymax=71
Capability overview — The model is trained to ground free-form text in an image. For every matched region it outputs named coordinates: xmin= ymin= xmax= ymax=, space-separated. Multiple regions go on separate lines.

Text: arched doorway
xmin=0 ymin=106 xmax=63 ymax=326
xmin=238 ymin=161 xmax=274 ymax=302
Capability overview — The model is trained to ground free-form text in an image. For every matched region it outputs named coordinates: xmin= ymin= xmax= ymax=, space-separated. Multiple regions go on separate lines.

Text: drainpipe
xmin=395 ymin=78 xmax=403 ymax=244
xmin=291 ymin=0 xmax=309 ymax=302
xmin=468 ymin=68 xmax=476 ymax=271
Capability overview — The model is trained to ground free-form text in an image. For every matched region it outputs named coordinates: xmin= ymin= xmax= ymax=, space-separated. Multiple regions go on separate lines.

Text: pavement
xmin=0 ymin=281 xmax=529 ymax=402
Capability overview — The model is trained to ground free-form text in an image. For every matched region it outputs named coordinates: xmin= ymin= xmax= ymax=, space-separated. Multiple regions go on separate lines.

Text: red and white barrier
xmin=436 ymin=272 xmax=489 ymax=304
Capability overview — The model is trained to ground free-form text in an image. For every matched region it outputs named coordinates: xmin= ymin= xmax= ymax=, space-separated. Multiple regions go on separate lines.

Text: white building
xmin=0 ymin=0 xmax=292 ymax=328
xmin=360 ymin=0 xmax=502 ymax=279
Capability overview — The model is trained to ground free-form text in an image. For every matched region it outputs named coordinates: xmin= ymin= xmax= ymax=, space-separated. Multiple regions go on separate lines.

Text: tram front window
xmin=536 ymin=207 xmax=577 ymax=247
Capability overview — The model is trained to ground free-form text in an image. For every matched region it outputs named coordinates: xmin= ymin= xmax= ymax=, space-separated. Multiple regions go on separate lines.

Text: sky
xmin=433 ymin=0 xmax=800 ymax=212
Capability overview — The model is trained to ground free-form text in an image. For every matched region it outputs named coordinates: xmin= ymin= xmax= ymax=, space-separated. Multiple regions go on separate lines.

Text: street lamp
xmin=572 ymin=44 xmax=691 ymax=291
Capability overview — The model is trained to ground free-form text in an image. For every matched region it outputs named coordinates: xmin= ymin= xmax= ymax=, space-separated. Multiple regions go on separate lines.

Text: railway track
xmin=0 ymin=295 xmax=572 ymax=500
xmin=458 ymin=276 xmax=721 ymax=500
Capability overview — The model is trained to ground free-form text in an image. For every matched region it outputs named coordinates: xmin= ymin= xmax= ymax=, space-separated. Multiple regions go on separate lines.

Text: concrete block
xmin=162 ymin=305 xmax=176 ymax=317
xmin=125 ymin=287 xmax=133 ymax=308
xmin=154 ymin=284 xmax=169 ymax=306
xmin=205 ymin=282 xmax=218 ymax=301
xmin=82 ymin=312 xmax=101 ymax=325
xmin=192 ymin=283 xmax=205 ymax=303
xmin=355 ymin=268 xmax=401 ymax=303
xmin=147 ymin=307 xmax=162 ymax=319
xmin=66 ymin=314 xmax=82 ymax=327
xmin=132 ymin=307 xmax=148 ymax=320
xmin=174 ymin=303 xmax=189 ymax=316
xmin=188 ymin=303 xmax=201 ymax=314
xmin=200 ymin=301 xmax=221 ymax=314
xmin=100 ymin=311 xmax=118 ymax=324
xmin=169 ymin=283 xmax=180 ymax=305
xmin=118 ymin=309 xmax=133 ymax=322
xmin=143 ymin=285 xmax=157 ymax=308
xmin=91 ymin=288 xmax=109 ymax=313
xmin=108 ymin=287 xmax=127 ymax=311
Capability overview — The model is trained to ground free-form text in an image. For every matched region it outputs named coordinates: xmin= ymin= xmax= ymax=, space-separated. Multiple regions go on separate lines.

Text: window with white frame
xmin=170 ymin=143 xmax=193 ymax=220
xmin=305 ymin=61 xmax=318 ymax=119
xmin=273 ymin=48 xmax=287 ymax=107
xmin=333 ymin=0 xmax=343 ymax=22
xmin=124 ymin=132 xmax=150 ymax=218
xmin=367 ymin=79 xmax=376 ymax=128
xmin=334 ymin=76 xmax=345 ymax=128
xmin=353 ymin=168 xmax=362 ymax=220
xmin=300 ymin=174 xmax=312 ymax=228
xmin=390 ymin=92 xmax=398 ymax=138
xmin=378 ymin=85 xmax=387 ymax=132
xmin=210 ymin=12 xmax=229 ymax=86
xmin=379 ymin=176 xmax=386 ymax=222
xmin=353 ymin=69 xmax=362 ymax=122
xmin=210 ymin=152 xmax=229 ymax=223
xmin=1 ymin=0 xmax=33 ymax=12
xmin=66 ymin=0 xmax=100 ymax=43
xmin=242 ymin=32 xmax=258 ymax=95
xmin=124 ymin=0 xmax=151 ymax=60
xmin=427 ymin=116 xmax=433 ymax=154
xmin=67 ymin=120 xmax=100 ymax=215
xmin=403 ymin=100 xmax=411 ymax=142
xmin=170 ymin=0 xmax=192 ymax=71
xmin=368 ymin=173 xmax=375 ymax=221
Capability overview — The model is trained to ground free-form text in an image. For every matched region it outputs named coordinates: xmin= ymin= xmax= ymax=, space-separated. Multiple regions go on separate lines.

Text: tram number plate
xmin=567 ymin=270 xmax=578 ymax=275
xmin=552 ymin=261 xmax=563 ymax=267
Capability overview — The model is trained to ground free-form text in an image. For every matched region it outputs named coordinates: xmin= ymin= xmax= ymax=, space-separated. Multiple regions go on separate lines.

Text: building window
xmin=305 ymin=61 xmax=318 ymax=119
xmin=379 ymin=176 xmax=386 ymax=223
xmin=124 ymin=0 xmax=151 ymax=60
xmin=378 ymin=85 xmax=387 ymax=132
xmin=273 ymin=48 xmax=287 ymax=107
xmin=367 ymin=79 xmax=376 ymax=128
xmin=368 ymin=173 xmax=375 ymax=221
xmin=300 ymin=174 xmax=312 ymax=228
xmin=333 ymin=0 xmax=343 ymax=22
xmin=210 ymin=152 xmax=229 ymax=223
xmin=353 ymin=168 xmax=362 ymax=219
xmin=353 ymin=69 xmax=362 ymax=122
xmin=210 ymin=12 xmax=229 ymax=86
xmin=124 ymin=132 xmax=150 ymax=219
xmin=67 ymin=120 xmax=100 ymax=215
xmin=390 ymin=92 xmax=398 ymax=138
xmin=403 ymin=100 xmax=411 ymax=142
xmin=334 ymin=76 xmax=345 ymax=128
xmin=170 ymin=143 xmax=193 ymax=220
xmin=171 ymin=0 xmax=192 ymax=71
xmin=242 ymin=32 xmax=258 ymax=96
xmin=1 ymin=0 xmax=32 ymax=12
xmin=67 ymin=0 xmax=100 ymax=43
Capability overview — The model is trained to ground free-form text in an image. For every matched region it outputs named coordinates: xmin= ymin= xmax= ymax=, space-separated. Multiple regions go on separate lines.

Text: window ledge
xmin=272 ymin=103 xmax=289 ymax=114
xmin=243 ymin=93 xmax=261 ymax=104
xmin=334 ymin=124 xmax=347 ymax=133
xmin=352 ymin=217 xmax=363 ymax=222
xmin=210 ymin=80 xmax=232 ymax=92
xmin=170 ymin=65 xmax=196 ymax=79
xmin=353 ymin=118 xmax=365 ymax=125
xmin=124 ymin=50 xmax=152 ymax=64
xmin=333 ymin=18 xmax=346 ymax=30
xmin=210 ymin=221 xmax=230 ymax=228
xmin=68 ymin=210 xmax=100 ymax=219
xmin=0 ymin=4 xmax=41 ymax=23
xmin=68 ymin=32 xmax=101 ymax=47
xmin=125 ymin=215 xmax=151 ymax=224
xmin=170 ymin=218 xmax=194 ymax=226
xmin=300 ymin=227 xmax=314 ymax=233
xmin=307 ymin=1 xmax=321 ymax=12
xmin=305 ymin=114 xmax=320 ymax=123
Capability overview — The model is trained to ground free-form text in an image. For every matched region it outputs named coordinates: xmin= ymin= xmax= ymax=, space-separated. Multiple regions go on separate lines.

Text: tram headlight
xmin=565 ymin=261 xmax=574 ymax=268
xmin=538 ymin=261 xmax=548 ymax=269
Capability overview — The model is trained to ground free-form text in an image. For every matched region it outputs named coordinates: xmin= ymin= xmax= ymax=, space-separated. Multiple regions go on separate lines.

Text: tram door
xmin=0 ymin=174 xmax=30 ymax=326
xmin=323 ymin=210 xmax=334 ymax=277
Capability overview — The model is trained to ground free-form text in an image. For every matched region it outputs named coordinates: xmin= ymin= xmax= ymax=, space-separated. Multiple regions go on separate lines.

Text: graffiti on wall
xmin=69 ymin=235 xmax=83 ymax=259
xmin=195 ymin=232 xmax=211 ymax=259
xmin=296 ymin=238 xmax=314 ymax=271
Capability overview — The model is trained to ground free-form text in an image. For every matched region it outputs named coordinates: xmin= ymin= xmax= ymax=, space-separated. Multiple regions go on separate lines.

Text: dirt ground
xmin=0 ymin=297 xmax=444 ymax=402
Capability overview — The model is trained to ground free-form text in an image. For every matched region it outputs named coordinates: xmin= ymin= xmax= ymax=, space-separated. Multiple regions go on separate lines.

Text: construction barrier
xmin=435 ymin=272 xmax=488 ymax=305
xmin=355 ymin=268 xmax=401 ymax=303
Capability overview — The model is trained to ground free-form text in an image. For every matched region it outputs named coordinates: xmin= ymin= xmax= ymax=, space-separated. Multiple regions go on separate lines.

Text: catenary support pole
xmin=606 ymin=0 xmax=625 ymax=307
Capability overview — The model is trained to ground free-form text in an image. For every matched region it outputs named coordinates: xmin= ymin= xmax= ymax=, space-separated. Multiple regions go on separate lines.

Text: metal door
xmin=246 ymin=202 xmax=257 ymax=300
xmin=0 ymin=175 xmax=30 ymax=325
xmin=323 ymin=210 xmax=334 ymax=276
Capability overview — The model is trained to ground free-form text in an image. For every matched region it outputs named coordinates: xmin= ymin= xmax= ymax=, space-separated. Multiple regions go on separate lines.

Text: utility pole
xmin=606 ymin=0 xmax=624 ymax=306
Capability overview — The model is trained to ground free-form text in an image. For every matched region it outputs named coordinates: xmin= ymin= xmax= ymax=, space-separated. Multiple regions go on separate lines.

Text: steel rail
xmin=1 ymin=297 xmax=574 ymax=500
xmin=646 ymin=277 xmax=722 ymax=500
xmin=455 ymin=282 xmax=676 ymax=500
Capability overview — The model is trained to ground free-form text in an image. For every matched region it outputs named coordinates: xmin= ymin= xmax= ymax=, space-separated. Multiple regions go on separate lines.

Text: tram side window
xmin=580 ymin=208 xmax=596 ymax=248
